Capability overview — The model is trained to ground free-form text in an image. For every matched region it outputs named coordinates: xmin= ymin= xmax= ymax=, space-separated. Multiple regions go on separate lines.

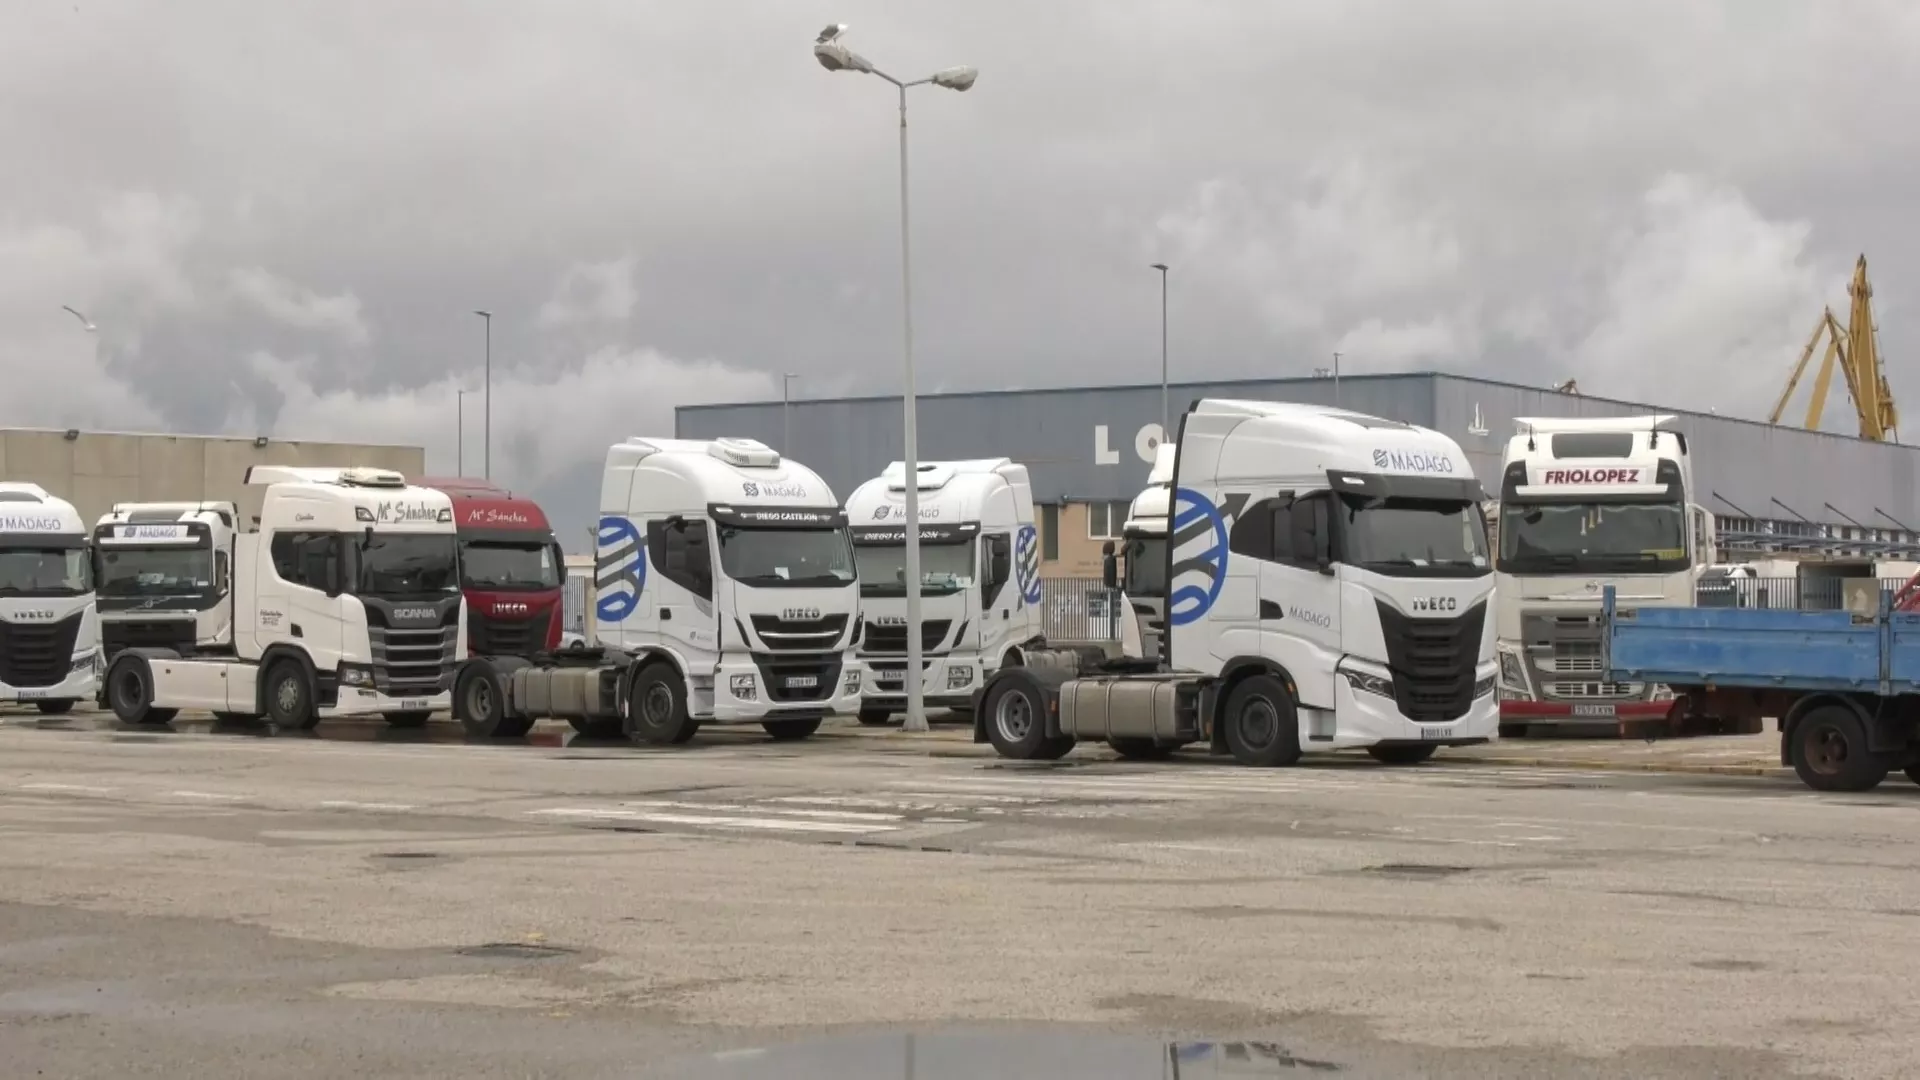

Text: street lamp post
xmin=474 ymin=310 xmax=493 ymax=479
xmin=814 ymin=24 xmax=977 ymax=734
xmin=456 ymin=389 xmax=469 ymax=475
xmin=1150 ymin=264 xmax=1169 ymax=440
xmin=782 ymin=373 xmax=800 ymax=454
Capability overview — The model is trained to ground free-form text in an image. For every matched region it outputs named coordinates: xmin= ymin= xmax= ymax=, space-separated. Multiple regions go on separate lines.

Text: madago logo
xmin=1410 ymin=596 xmax=1458 ymax=613
xmin=1372 ymin=448 xmax=1455 ymax=474
xmin=1167 ymin=488 xmax=1248 ymax=627
xmin=741 ymin=480 xmax=808 ymax=499
xmin=1287 ymin=606 xmax=1332 ymax=629
xmin=1014 ymin=524 xmax=1042 ymax=605
xmin=595 ymin=515 xmax=646 ymax=622
xmin=872 ymin=504 xmax=941 ymax=521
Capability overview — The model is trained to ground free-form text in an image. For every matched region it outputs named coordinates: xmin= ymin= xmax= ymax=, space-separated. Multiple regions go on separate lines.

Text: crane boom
xmin=1769 ymin=255 xmax=1900 ymax=442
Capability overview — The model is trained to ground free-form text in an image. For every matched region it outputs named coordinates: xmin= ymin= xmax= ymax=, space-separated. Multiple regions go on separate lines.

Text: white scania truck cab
xmin=1110 ymin=441 xmax=1175 ymax=664
xmin=0 ymin=483 xmax=102 ymax=715
xmin=452 ymin=437 xmax=863 ymax=744
xmin=102 ymin=467 xmax=464 ymax=729
xmin=93 ymin=502 xmax=237 ymax=660
xmin=976 ymin=399 xmax=1498 ymax=767
xmin=844 ymin=459 xmax=1046 ymax=724
xmin=1492 ymin=415 xmax=1710 ymax=732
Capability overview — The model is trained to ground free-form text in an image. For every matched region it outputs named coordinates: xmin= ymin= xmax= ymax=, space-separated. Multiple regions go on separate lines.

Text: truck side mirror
xmin=1101 ymin=550 xmax=1118 ymax=590
xmin=987 ymin=537 xmax=1010 ymax=588
xmin=1312 ymin=500 xmax=1334 ymax=574
xmin=323 ymin=539 xmax=346 ymax=597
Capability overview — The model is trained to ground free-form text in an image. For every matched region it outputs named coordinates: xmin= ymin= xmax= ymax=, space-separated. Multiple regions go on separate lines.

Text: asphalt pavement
xmin=0 ymin=710 xmax=1912 ymax=1078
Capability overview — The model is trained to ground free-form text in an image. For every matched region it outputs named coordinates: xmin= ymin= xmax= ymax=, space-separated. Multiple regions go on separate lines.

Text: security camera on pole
xmin=813 ymin=24 xmax=978 ymax=734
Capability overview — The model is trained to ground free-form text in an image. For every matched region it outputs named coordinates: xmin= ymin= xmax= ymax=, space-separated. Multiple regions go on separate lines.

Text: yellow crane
xmin=1770 ymin=254 xmax=1900 ymax=442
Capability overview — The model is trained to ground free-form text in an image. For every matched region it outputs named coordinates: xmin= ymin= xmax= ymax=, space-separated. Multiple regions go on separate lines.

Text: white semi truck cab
xmin=1111 ymin=442 xmax=1175 ymax=664
xmin=978 ymin=398 xmax=1498 ymax=767
xmin=102 ymin=467 xmax=464 ymax=728
xmin=844 ymin=459 xmax=1045 ymax=723
xmin=452 ymin=437 xmax=863 ymax=744
xmin=93 ymin=502 xmax=237 ymax=659
xmin=1492 ymin=414 xmax=1709 ymax=730
xmin=0 ymin=483 xmax=102 ymax=714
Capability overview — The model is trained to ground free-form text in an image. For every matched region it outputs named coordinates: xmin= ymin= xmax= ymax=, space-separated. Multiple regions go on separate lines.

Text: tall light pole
xmin=1150 ymin=264 xmax=1169 ymax=441
xmin=782 ymin=373 xmax=800 ymax=454
xmin=474 ymin=310 xmax=493 ymax=479
xmin=455 ymin=389 xmax=470 ymax=475
xmin=814 ymin=23 xmax=978 ymax=734
xmin=1332 ymin=350 xmax=1342 ymax=407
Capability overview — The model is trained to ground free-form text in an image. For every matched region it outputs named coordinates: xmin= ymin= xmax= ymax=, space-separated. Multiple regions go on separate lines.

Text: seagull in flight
xmin=62 ymin=305 xmax=96 ymax=332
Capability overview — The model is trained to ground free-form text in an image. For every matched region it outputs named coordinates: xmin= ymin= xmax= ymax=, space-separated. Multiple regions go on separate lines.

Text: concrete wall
xmin=0 ymin=429 xmax=426 ymax=527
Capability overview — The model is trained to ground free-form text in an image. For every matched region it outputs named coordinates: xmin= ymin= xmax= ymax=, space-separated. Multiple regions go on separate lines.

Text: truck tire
xmin=982 ymin=675 xmax=1073 ymax=760
xmin=1108 ymin=737 xmax=1175 ymax=761
xmin=33 ymin=699 xmax=75 ymax=716
xmin=1367 ymin=743 xmax=1438 ymax=766
xmin=383 ymin=710 xmax=432 ymax=729
xmin=763 ymin=717 xmax=822 ymax=740
xmin=856 ymin=707 xmax=893 ymax=727
xmin=568 ymin=717 xmax=624 ymax=738
xmin=454 ymin=664 xmax=534 ymax=739
xmin=1788 ymin=705 xmax=1889 ymax=792
xmin=1222 ymin=674 xmax=1303 ymax=768
xmin=625 ymin=663 xmax=698 ymax=745
xmin=104 ymin=655 xmax=178 ymax=726
xmin=264 ymin=660 xmax=319 ymax=731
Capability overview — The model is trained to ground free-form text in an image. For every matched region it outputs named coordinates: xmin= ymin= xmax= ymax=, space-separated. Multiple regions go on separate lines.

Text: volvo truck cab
xmin=1492 ymin=415 xmax=1709 ymax=732
xmin=844 ymin=459 xmax=1045 ymax=724
xmin=452 ymin=437 xmax=863 ymax=744
xmin=1111 ymin=442 xmax=1175 ymax=663
xmin=976 ymin=399 xmax=1498 ymax=767
xmin=102 ymin=467 xmax=464 ymax=729
xmin=93 ymin=502 xmax=236 ymax=659
xmin=0 ymin=483 xmax=101 ymax=715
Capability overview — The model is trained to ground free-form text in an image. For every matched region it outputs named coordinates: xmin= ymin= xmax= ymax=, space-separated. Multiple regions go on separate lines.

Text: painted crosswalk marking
xmin=525 ymin=806 xmax=897 ymax=835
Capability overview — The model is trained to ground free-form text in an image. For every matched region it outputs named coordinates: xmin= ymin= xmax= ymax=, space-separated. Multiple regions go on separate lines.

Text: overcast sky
xmin=6 ymin=1 xmax=1919 ymax=539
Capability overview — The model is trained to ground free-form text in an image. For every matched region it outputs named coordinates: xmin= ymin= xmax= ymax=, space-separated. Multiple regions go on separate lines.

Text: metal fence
xmin=1695 ymin=576 xmax=1911 ymax=612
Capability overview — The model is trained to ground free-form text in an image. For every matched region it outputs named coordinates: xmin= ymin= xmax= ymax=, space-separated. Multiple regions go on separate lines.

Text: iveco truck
xmin=1492 ymin=414 xmax=1712 ymax=733
xmin=0 ymin=483 xmax=102 ymax=714
xmin=452 ymin=437 xmax=863 ymax=744
xmin=102 ymin=467 xmax=464 ymax=728
xmin=416 ymin=478 xmax=566 ymax=658
xmin=844 ymin=459 xmax=1046 ymax=724
xmin=976 ymin=399 xmax=1498 ymax=767
xmin=93 ymin=502 xmax=237 ymax=660
xmin=1111 ymin=442 xmax=1175 ymax=663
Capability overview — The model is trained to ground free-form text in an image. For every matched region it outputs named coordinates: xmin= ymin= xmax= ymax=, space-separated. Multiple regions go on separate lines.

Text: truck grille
xmin=102 ymin=619 xmax=196 ymax=658
xmin=1521 ymin=611 xmax=1658 ymax=703
xmin=1544 ymin=680 xmax=1645 ymax=699
xmin=0 ymin=612 xmax=83 ymax=689
xmin=748 ymin=613 xmax=848 ymax=653
xmin=368 ymin=624 xmax=460 ymax=694
xmin=862 ymin=619 xmax=951 ymax=655
xmin=748 ymin=653 xmax=845 ymax=704
xmin=468 ymin=608 xmax=552 ymax=656
xmin=1375 ymin=600 xmax=1485 ymax=723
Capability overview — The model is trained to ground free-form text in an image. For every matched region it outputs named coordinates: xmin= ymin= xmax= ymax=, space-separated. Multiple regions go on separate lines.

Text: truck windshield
xmin=460 ymin=539 xmax=561 ymax=590
xmin=854 ymin=541 xmax=974 ymax=596
xmin=1497 ymin=500 xmax=1688 ymax=574
xmin=1122 ymin=534 xmax=1167 ymax=598
xmin=720 ymin=527 xmax=856 ymax=589
xmin=95 ymin=546 xmax=215 ymax=595
xmin=1337 ymin=496 xmax=1490 ymax=578
xmin=0 ymin=546 xmax=92 ymax=597
xmin=357 ymin=533 xmax=460 ymax=599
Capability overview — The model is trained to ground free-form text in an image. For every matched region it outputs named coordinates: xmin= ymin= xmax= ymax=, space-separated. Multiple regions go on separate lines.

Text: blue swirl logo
xmin=595 ymin=515 xmax=646 ymax=622
xmin=1014 ymin=523 xmax=1042 ymax=605
xmin=1167 ymin=487 xmax=1230 ymax=627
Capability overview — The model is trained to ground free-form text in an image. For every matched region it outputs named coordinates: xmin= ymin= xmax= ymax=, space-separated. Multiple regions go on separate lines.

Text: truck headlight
xmin=843 ymin=668 xmax=861 ymax=694
xmin=728 ymin=673 xmax=757 ymax=701
xmin=946 ymin=665 xmax=974 ymax=690
xmin=1497 ymin=648 xmax=1530 ymax=695
xmin=1341 ymin=668 xmax=1395 ymax=699
xmin=1473 ymin=673 xmax=1496 ymax=698
xmin=338 ymin=664 xmax=374 ymax=688
xmin=70 ymin=649 xmax=99 ymax=674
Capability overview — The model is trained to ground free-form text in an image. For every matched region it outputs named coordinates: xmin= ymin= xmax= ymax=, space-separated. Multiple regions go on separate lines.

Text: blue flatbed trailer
xmin=1601 ymin=586 xmax=1920 ymax=791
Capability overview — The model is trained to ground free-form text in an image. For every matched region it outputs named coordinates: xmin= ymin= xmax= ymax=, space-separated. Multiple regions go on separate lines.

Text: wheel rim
xmin=643 ymin=684 xmax=673 ymax=725
xmin=114 ymin=670 xmax=141 ymax=710
xmin=994 ymin=690 xmax=1034 ymax=743
xmin=275 ymin=674 xmax=300 ymax=714
xmin=468 ymin=680 xmax=493 ymax=720
xmin=1803 ymin=721 xmax=1851 ymax=776
xmin=1237 ymin=695 xmax=1278 ymax=750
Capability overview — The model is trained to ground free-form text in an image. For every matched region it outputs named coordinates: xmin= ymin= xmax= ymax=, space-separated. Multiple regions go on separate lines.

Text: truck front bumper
xmin=708 ymin=655 xmax=864 ymax=722
xmin=860 ymin=654 xmax=984 ymax=711
xmin=1326 ymin=659 xmax=1499 ymax=750
xmin=323 ymin=686 xmax=451 ymax=718
xmin=1 ymin=649 xmax=102 ymax=706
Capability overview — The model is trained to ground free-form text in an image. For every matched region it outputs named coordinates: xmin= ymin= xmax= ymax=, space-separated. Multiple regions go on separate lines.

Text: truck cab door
xmin=978 ymin=533 xmax=1011 ymax=651
xmin=649 ymin=518 xmax=718 ymax=669
xmin=1230 ymin=493 xmax=1341 ymax=707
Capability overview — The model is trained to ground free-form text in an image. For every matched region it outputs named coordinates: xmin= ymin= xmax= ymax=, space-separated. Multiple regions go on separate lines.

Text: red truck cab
xmin=416 ymin=478 xmax=566 ymax=656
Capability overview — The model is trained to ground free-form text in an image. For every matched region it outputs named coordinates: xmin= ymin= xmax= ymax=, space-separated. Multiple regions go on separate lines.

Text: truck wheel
xmin=857 ymin=708 xmax=894 ymax=727
xmin=1789 ymin=705 xmax=1889 ymax=792
xmin=105 ymin=655 xmax=176 ymax=726
xmin=568 ymin=717 xmax=624 ymax=738
xmin=1222 ymin=675 xmax=1303 ymax=768
xmin=982 ymin=676 xmax=1073 ymax=760
xmin=763 ymin=717 xmax=822 ymax=740
xmin=455 ymin=665 xmax=534 ymax=738
xmin=264 ymin=660 xmax=319 ymax=730
xmin=1109 ymin=737 xmax=1175 ymax=761
xmin=33 ymin=700 xmax=75 ymax=716
xmin=1367 ymin=743 xmax=1438 ymax=766
xmin=625 ymin=663 xmax=697 ymax=745
xmin=383 ymin=710 xmax=432 ymax=729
